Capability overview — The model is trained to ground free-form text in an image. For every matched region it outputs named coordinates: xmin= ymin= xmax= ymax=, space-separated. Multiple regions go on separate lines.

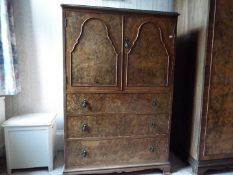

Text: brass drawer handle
xmin=124 ymin=37 xmax=130 ymax=48
xmin=150 ymin=122 xmax=156 ymax=128
xmin=152 ymin=99 xmax=157 ymax=108
xmin=81 ymin=123 xmax=89 ymax=132
xmin=149 ymin=145 xmax=156 ymax=152
xmin=80 ymin=99 xmax=88 ymax=108
xmin=81 ymin=148 xmax=88 ymax=157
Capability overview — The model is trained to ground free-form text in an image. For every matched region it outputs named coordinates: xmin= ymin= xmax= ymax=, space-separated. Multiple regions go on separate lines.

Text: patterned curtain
xmin=0 ymin=0 xmax=20 ymax=95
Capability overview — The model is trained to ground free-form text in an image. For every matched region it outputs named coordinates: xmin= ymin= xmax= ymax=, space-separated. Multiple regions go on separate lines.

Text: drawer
xmin=65 ymin=136 xmax=168 ymax=169
xmin=66 ymin=114 xmax=169 ymax=138
xmin=66 ymin=93 xmax=170 ymax=114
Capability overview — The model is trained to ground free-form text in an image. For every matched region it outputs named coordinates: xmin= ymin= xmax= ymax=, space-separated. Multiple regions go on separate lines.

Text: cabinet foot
xmin=161 ymin=165 xmax=171 ymax=175
xmin=192 ymin=166 xmax=206 ymax=175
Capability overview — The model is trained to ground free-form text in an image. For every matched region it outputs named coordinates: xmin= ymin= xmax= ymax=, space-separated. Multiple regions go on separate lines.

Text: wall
xmin=172 ymin=0 xmax=210 ymax=159
xmin=6 ymin=0 xmax=174 ymax=150
xmin=187 ymin=0 xmax=209 ymax=160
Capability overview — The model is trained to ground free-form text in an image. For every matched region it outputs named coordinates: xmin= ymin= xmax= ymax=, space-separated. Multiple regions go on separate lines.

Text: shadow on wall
xmin=170 ymin=30 xmax=199 ymax=159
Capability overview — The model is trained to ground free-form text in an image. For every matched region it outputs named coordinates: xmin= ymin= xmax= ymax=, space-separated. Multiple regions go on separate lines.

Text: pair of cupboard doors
xmin=64 ymin=6 xmax=178 ymax=93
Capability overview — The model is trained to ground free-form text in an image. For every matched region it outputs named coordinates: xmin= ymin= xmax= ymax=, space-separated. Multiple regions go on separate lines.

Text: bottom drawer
xmin=65 ymin=136 xmax=168 ymax=169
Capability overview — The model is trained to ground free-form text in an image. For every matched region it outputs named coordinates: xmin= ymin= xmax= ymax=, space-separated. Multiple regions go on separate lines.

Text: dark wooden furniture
xmin=171 ymin=0 xmax=233 ymax=174
xmin=62 ymin=5 xmax=178 ymax=175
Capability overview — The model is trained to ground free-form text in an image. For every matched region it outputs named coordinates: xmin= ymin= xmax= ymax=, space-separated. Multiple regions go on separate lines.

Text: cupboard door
xmin=65 ymin=10 xmax=122 ymax=92
xmin=124 ymin=15 xmax=176 ymax=91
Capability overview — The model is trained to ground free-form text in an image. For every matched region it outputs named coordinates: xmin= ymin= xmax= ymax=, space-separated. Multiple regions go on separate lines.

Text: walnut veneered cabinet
xmin=62 ymin=5 xmax=178 ymax=175
xmin=171 ymin=0 xmax=233 ymax=174
xmin=193 ymin=0 xmax=233 ymax=174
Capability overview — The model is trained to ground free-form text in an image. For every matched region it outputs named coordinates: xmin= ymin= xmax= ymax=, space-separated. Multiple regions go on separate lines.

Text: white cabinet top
xmin=2 ymin=113 xmax=56 ymax=127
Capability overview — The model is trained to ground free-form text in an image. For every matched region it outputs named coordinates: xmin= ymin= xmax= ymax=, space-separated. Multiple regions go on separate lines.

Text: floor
xmin=0 ymin=151 xmax=233 ymax=175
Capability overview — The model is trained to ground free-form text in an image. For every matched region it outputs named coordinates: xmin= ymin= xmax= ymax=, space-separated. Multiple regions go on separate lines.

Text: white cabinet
xmin=2 ymin=113 xmax=56 ymax=174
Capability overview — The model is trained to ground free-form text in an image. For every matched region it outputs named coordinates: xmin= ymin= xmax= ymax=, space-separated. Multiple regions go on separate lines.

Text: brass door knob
xmin=124 ymin=37 xmax=130 ymax=48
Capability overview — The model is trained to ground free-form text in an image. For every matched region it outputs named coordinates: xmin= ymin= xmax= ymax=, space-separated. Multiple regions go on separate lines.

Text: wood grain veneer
xmin=66 ymin=114 xmax=169 ymax=138
xmin=65 ymin=136 xmax=168 ymax=169
xmin=200 ymin=0 xmax=233 ymax=160
xmin=66 ymin=93 xmax=170 ymax=114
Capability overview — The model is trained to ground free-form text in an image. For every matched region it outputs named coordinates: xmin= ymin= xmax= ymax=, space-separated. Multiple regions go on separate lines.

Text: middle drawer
xmin=66 ymin=114 xmax=169 ymax=138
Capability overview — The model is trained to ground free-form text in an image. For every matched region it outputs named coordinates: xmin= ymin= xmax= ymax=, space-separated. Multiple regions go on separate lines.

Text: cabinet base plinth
xmin=189 ymin=156 xmax=233 ymax=175
xmin=63 ymin=162 xmax=171 ymax=175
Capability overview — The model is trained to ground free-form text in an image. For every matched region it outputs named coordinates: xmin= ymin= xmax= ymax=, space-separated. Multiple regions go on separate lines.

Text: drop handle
xmin=81 ymin=123 xmax=89 ymax=132
xmin=150 ymin=122 xmax=156 ymax=128
xmin=124 ymin=37 xmax=130 ymax=48
xmin=149 ymin=145 xmax=156 ymax=152
xmin=80 ymin=99 xmax=88 ymax=108
xmin=152 ymin=99 xmax=157 ymax=108
xmin=81 ymin=148 xmax=88 ymax=157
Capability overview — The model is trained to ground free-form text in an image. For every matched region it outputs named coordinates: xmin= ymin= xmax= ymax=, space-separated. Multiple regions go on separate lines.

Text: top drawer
xmin=66 ymin=93 xmax=170 ymax=114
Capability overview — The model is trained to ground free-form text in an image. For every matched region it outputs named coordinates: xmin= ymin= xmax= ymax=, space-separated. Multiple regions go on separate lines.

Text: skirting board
xmin=56 ymin=130 xmax=64 ymax=151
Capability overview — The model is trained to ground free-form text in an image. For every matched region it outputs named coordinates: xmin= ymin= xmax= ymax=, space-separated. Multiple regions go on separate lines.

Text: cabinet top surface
xmin=2 ymin=113 xmax=57 ymax=127
xmin=61 ymin=4 xmax=179 ymax=17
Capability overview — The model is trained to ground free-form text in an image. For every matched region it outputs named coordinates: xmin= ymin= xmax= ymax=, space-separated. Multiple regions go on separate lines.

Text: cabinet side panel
xmin=201 ymin=0 xmax=233 ymax=159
